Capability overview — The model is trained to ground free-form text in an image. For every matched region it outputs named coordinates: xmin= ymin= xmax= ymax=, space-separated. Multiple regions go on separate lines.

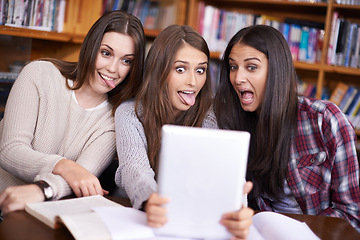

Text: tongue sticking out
xmin=104 ymin=79 xmax=116 ymax=89
xmin=178 ymin=92 xmax=196 ymax=106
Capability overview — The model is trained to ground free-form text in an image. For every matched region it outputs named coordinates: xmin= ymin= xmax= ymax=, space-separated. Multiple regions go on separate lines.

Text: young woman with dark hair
xmin=0 ymin=10 xmax=145 ymax=214
xmin=214 ymin=24 xmax=360 ymax=231
xmin=115 ymin=24 xmax=253 ymax=239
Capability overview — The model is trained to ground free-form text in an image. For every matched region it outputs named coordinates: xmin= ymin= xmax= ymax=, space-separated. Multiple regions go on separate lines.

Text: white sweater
xmin=0 ymin=61 xmax=116 ymax=199
xmin=114 ymin=99 xmax=217 ymax=209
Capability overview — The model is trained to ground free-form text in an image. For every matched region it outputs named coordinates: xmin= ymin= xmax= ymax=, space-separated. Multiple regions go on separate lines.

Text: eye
xmin=101 ymin=49 xmax=111 ymax=57
xmin=176 ymin=66 xmax=186 ymax=73
xmin=247 ymin=65 xmax=257 ymax=71
xmin=196 ymin=68 xmax=206 ymax=74
xmin=229 ymin=64 xmax=238 ymax=71
xmin=122 ymin=58 xmax=133 ymax=66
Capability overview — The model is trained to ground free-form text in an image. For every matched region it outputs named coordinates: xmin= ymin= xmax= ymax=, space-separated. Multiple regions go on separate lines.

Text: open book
xmin=25 ymin=195 xmax=120 ymax=240
xmin=25 ymin=196 xmax=319 ymax=240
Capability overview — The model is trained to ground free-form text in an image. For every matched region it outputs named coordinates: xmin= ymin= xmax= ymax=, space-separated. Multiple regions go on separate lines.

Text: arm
xmin=36 ymin=119 xmax=116 ymax=199
xmin=321 ymin=104 xmax=360 ymax=229
xmin=114 ymin=101 xmax=157 ymax=209
xmin=0 ymin=61 xmax=65 ymax=182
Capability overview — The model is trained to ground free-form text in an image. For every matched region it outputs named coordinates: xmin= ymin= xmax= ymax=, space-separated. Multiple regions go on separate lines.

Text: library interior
xmin=1 ymin=1 xmax=360 ymax=240
xmin=3 ymin=0 xmax=360 ymax=152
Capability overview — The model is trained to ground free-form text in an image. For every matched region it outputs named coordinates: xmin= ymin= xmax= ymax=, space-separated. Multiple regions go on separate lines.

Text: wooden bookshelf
xmin=186 ymin=0 xmax=360 ymax=100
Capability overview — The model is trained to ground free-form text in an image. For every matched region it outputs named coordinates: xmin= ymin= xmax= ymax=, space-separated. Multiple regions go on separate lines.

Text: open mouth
xmin=99 ymin=72 xmax=116 ymax=88
xmin=240 ymin=90 xmax=254 ymax=104
xmin=178 ymin=90 xmax=196 ymax=106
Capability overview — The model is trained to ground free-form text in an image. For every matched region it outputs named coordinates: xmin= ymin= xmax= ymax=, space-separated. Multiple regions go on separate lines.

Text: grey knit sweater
xmin=0 ymin=61 xmax=116 ymax=199
xmin=114 ymin=99 xmax=218 ymax=209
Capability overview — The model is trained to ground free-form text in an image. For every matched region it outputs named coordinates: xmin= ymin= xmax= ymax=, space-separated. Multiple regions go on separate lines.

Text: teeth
xmin=181 ymin=91 xmax=195 ymax=94
xmin=100 ymin=73 xmax=115 ymax=81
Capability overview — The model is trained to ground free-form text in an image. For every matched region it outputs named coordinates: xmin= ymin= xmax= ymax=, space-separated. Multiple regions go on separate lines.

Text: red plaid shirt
xmin=256 ymin=96 xmax=360 ymax=231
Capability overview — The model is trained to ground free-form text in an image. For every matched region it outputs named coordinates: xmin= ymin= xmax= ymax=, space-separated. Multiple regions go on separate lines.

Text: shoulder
xmin=17 ymin=60 xmax=63 ymax=85
xmin=22 ymin=60 xmax=59 ymax=74
xmin=202 ymin=106 xmax=218 ymax=129
xmin=115 ymin=99 xmax=142 ymax=125
xmin=115 ymin=99 xmax=137 ymax=118
xmin=298 ymin=96 xmax=353 ymax=131
xmin=298 ymin=96 xmax=343 ymax=117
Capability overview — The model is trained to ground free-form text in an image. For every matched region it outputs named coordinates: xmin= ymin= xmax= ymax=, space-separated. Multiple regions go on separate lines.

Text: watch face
xmin=44 ymin=186 xmax=54 ymax=199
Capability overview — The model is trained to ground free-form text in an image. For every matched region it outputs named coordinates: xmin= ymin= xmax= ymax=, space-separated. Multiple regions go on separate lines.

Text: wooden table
xmin=0 ymin=197 xmax=359 ymax=240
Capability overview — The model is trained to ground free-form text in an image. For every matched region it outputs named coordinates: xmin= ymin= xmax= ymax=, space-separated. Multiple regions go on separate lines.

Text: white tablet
xmin=155 ymin=125 xmax=250 ymax=239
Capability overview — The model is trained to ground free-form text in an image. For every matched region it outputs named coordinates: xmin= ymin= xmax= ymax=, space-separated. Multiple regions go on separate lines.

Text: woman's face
xmin=167 ymin=43 xmax=208 ymax=116
xmin=90 ymin=32 xmax=135 ymax=94
xmin=229 ymin=43 xmax=268 ymax=113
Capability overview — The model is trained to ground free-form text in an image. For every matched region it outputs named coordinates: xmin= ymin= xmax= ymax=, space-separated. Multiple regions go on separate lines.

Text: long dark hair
xmin=136 ymin=25 xmax=213 ymax=173
xmin=44 ymin=10 xmax=145 ymax=115
xmin=214 ymin=25 xmax=298 ymax=201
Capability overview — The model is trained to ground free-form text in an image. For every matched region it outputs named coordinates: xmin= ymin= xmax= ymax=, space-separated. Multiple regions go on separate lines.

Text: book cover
xmin=327 ymin=11 xmax=339 ymax=65
xmin=344 ymin=23 xmax=357 ymax=67
xmin=341 ymin=87 xmax=358 ymax=114
xmin=350 ymin=25 xmax=360 ymax=68
xmin=298 ymin=26 xmax=309 ymax=62
xmin=329 ymin=82 xmax=349 ymax=107
xmin=336 ymin=19 xmax=350 ymax=66
xmin=345 ymin=90 xmax=360 ymax=116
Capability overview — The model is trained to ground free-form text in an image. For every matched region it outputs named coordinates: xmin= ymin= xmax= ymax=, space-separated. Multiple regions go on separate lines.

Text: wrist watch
xmin=34 ymin=180 xmax=54 ymax=201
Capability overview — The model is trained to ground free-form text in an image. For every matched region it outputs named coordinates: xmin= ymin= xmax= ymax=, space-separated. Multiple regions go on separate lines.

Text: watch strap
xmin=34 ymin=180 xmax=53 ymax=201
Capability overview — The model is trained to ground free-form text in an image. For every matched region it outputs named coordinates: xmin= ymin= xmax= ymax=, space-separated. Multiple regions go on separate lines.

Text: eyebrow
xmin=229 ymin=57 xmax=262 ymax=62
xmin=101 ymin=44 xmax=135 ymax=57
xmin=174 ymin=60 xmax=208 ymax=65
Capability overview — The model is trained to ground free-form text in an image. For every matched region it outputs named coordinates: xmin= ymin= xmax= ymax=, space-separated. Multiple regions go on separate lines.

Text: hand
xmin=220 ymin=181 xmax=254 ymax=240
xmin=145 ymin=193 xmax=170 ymax=228
xmin=0 ymin=184 xmax=44 ymax=214
xmin=53 ymin=158 xmax=107 ymax=197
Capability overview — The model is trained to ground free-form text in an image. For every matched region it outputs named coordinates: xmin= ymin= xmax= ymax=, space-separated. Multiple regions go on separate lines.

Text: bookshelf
xmin=186 ymin=0 xmax=360 ymax=101
xmin=0 ymin=0 xmax=187 ymax=117
xmin=0 ymin=0 xmax=187 ymax=70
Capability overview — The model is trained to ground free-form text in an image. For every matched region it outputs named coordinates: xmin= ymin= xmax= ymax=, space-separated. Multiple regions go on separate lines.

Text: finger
xmin=150 ymin=194 xmax=170 ymax=205
xmin=243 ymin=181 xmax=253 ymax=195
xmin=102 ymin=189 xmax=109 ymax=196
xmin=229 ymin=228 xmax=250 ymax=240
xmin=94 ymin=181 xmax=103 ymax=195
xmin=0 ymin=190 xmax=9 ymax=207
xmin=80 ymin=186 xmax=90 ymax=197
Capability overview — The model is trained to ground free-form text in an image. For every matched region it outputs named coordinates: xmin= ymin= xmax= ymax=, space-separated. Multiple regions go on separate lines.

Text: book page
xmin=252 ymin=212 xmax=320 ymax=240
xmin=93 ymin=206 xmax=196 ymax=240
xmin=25 ymin=195 xmax=121 ymax=229
xmin=58 ymin=212 xmax=111 ymax=240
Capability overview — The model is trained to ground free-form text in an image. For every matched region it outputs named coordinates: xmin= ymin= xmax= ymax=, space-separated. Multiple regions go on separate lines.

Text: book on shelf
xmin=329 ymin=82 xmax=349 ymax=107
xmin=345 ymin=90 xmax=360 ymax=117
xmin=103 ymin=0 xmax=178 ymax=31
xmin=327 ymin=11 xmax=340 ymax=65
xmin=25 ymin=195 xmax=319 ymax=240
xmin=2 ymin=0 xmax=66 ymax=32
xmin=338 ymin=86 xmax=358 ymax=113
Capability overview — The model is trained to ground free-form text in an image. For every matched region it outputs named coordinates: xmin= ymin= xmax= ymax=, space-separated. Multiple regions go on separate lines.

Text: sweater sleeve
xmin=114 ymin=100 xmax=157 ymax=209
xmin=34 ymin=124 xmax=116 ymax=199
xmin=0 ymin=61 xmax=65 ymax=182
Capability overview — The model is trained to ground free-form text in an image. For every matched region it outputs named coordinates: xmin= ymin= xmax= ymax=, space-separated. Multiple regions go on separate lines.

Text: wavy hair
xmin=43 ymin=10 xmax=145 ymax=115
xmin=136 ymin=25 xmax=213 ymax=173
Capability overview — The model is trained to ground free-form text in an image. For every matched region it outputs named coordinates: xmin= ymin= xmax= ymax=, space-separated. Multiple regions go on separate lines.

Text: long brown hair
xmin=44 ymin=10 xmax=145 ymax=115
xmin=214 ymin=25 xmax=298 ymax=201
xmin=135 ymin=25 xmax=212 ymax=173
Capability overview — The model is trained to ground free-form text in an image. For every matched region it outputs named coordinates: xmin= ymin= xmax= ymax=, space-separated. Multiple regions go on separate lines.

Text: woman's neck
xmin=74 ymin=84 xmax=107 ymax=109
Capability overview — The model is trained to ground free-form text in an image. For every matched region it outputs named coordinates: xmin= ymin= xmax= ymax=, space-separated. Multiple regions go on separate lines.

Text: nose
xmin=234 ymin=68 xmax=247 ymax=85
xmin=186 ymin=72 xmax=197 ymax=87
xmin=106 ymin=59 xmax=117 ymax=73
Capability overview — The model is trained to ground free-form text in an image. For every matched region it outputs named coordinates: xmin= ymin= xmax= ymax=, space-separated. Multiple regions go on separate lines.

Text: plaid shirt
xmin=256 ymin=96 xmax=360 ymax=231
